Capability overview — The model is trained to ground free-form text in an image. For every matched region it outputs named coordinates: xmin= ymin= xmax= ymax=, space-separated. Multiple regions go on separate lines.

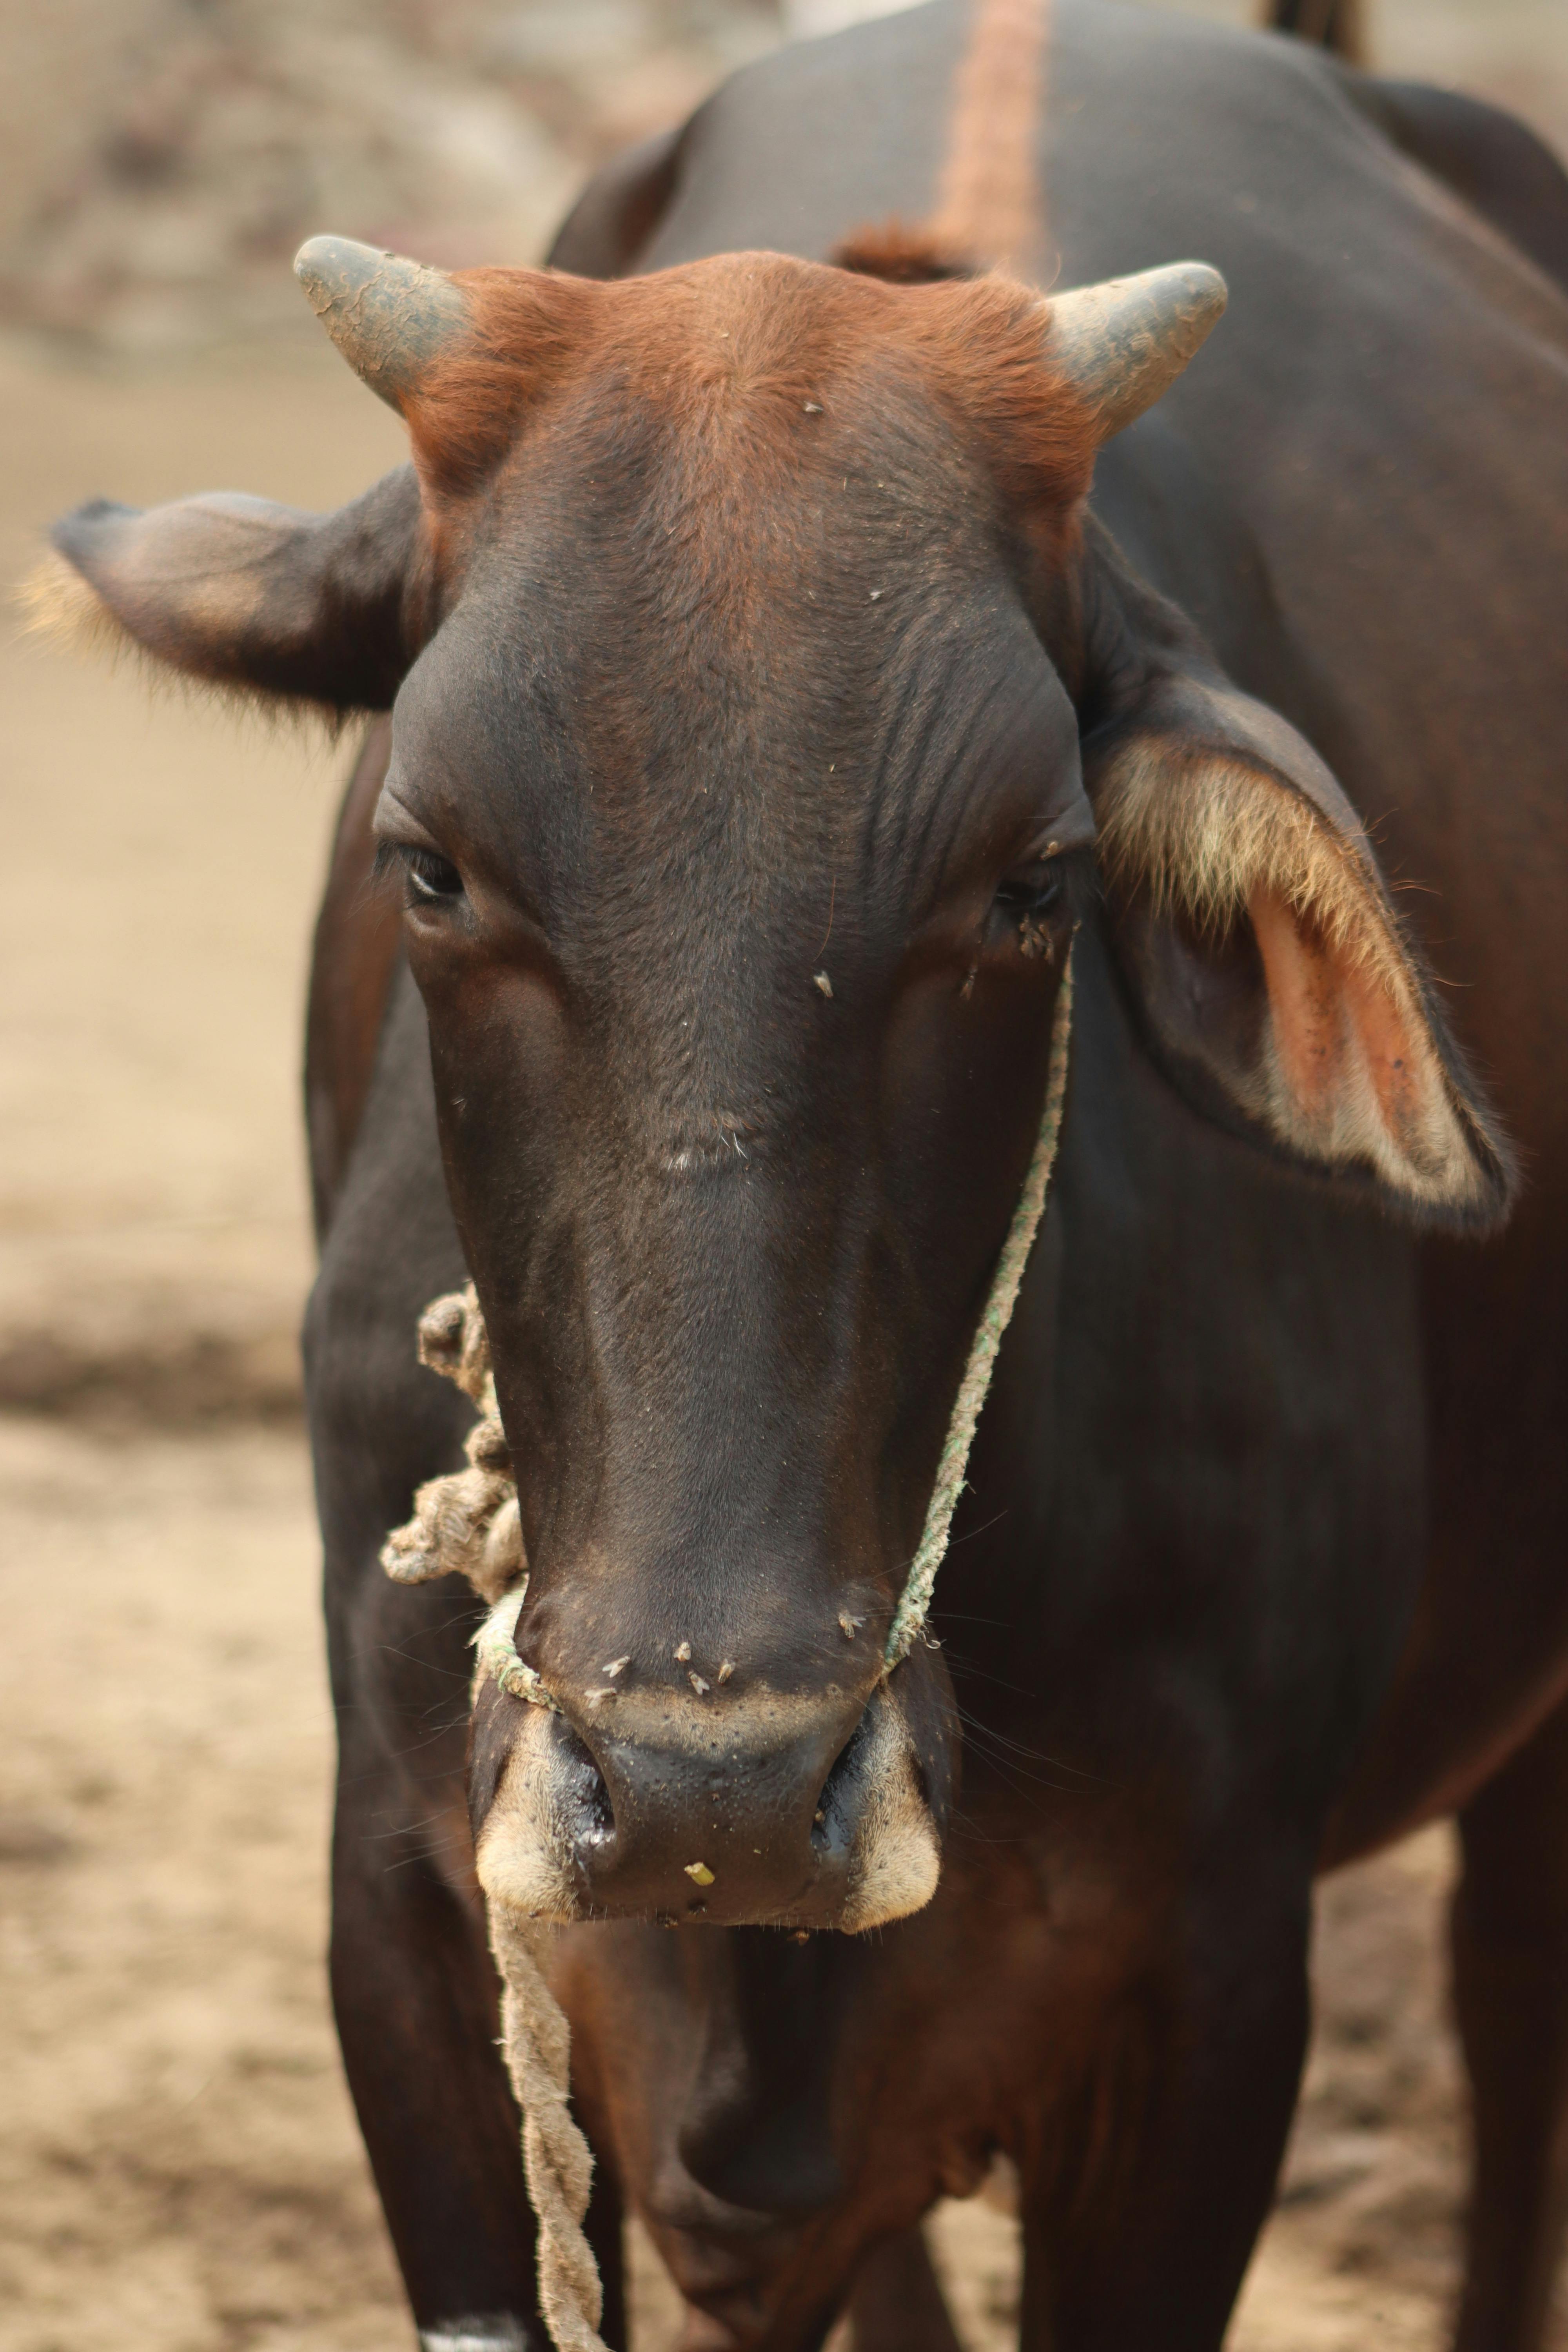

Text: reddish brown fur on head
xmin=401 ymin=265 xmax=605 ymax=497
xmin=400 ymin=252 xmax=1098 ymax=566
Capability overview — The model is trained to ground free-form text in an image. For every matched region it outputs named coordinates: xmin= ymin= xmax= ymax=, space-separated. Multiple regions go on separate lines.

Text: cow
xmin=34 ymin=0 xmax=1568 ymax=2344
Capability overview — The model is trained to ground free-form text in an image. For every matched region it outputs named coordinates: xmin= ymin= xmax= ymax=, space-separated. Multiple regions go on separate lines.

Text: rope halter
xmin=382 ymin=944 xmax=1076 ymax=1693
xmin=377 ymin=945 xmax=1076 ymax=2352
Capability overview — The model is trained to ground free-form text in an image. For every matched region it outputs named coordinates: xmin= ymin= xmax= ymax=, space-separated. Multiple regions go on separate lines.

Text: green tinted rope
xmin=475 ymin=1581 xmax=558 ymax=1710
xmin=881 ymin=944 xmax=1075 ymax=1670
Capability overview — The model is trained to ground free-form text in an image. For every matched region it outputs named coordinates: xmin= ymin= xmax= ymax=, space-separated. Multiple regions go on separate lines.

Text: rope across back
xmin=379 ymin=955 xmax=1076 ymax=2348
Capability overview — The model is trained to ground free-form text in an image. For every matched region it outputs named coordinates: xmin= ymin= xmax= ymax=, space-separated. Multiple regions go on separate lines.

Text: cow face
xmin=382 ymin=254 xmax=1101 ymax=1932
xmin=39 ymin=244 xmax=1510 ymax=1936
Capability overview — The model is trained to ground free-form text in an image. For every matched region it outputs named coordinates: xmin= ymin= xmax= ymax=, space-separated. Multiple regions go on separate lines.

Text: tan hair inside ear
xmin=1245 ymin=882 xmax=1479 ymax=1207
xmin=18 ymin=551 xmax=133 ymax=662
xmin=19 ymin=543 xmax=339 ymax=730
xmin=1100 ymin=744 xmax=1494 ymax=1214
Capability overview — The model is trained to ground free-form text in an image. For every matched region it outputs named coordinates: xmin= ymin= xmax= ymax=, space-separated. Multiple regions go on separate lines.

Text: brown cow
xmin=34 ymin=0 xmax=1568 ymax=2343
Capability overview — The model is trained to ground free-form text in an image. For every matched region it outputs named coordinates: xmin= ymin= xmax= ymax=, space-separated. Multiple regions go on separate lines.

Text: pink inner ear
xmin=1339 ymin=955 xmax=1423 ymax=1143
xmin=1248 ymin=884 xmax=1431 ymax=1163
xmin=1247 ymin=887 xmax=1343 ymax=1127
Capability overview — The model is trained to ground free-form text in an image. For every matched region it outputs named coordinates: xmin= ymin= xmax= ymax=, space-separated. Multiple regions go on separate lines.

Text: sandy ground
xmin=4 ymin=6 xmax=1567 ymax=2336
xmin=0 ymin=1410 xmax=1518 ymax=2350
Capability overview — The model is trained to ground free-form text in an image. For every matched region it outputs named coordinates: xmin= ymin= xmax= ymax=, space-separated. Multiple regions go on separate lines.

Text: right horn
xmin=294 ymin=236 xmax=474 ymax=413
xmin=1047 ymin=261 xmax=1228 ymax=442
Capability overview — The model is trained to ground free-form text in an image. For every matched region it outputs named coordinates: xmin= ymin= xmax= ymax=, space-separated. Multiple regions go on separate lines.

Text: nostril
xmin=811 ymin=1708 xmax=872 ymax=1857
xmin=556 ymin=1724 xmax=613 ymax=1853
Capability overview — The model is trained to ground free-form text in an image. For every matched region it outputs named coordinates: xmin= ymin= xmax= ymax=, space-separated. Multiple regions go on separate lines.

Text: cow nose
xmin=561 ymin=1686 xmax=869 ymax=1926
xmin=473 ymin=1665 xmax=949 ymax=1934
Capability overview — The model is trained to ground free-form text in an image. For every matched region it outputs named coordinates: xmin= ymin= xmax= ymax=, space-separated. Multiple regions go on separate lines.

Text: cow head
xmin=38 ymin=240 xmax=1512 ymax=1938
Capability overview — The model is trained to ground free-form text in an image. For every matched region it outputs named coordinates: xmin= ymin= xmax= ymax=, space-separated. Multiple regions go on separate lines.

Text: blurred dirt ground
xmin=0 ymin=1401 xmax=1525 ymax=2350
xmin=3 ymin=0 xmax=1566 ymax=2345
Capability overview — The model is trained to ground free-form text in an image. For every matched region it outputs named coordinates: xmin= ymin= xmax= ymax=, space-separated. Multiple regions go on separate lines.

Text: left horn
xmin=294 ymin=236 xmax=474 ymax=412
xmin=1046 ymin=261 xmax=1228 ymax=442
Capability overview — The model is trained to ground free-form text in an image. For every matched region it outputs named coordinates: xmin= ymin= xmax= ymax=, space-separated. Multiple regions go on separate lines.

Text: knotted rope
xmin=377 ymin=1291 xmax=599 ymax=2342
xmin=379 ymin=951 xmax=1074 ymax=2350
xmin=489 ymin=1909 xmax=604 ymax=2352
xmin=381 ymin=1300 xmax=603 ymax=2347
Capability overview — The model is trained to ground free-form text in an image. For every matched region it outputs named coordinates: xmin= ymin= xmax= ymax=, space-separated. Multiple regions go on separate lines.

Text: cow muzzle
xmin=471 ymin=1671 xmax=949 ymax=1933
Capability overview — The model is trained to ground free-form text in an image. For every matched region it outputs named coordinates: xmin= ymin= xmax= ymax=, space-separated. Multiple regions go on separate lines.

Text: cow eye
xmin=405 ymin=849 xmax=463 ymax=904
xmin=993 ymin=866 xmax=1062 ymax=923
xmin=987 ymin=860 xmax=1062 ymax=950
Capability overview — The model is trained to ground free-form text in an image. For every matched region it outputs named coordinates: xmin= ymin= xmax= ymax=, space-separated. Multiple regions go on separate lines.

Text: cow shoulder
xmin=305 ymin=963 xmax=472 ymax=1564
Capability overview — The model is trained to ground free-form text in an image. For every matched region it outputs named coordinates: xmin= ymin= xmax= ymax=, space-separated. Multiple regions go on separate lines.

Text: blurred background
xmin=0 ymin=0 xmax=1564 ymax=356
xmin=2 ymin=4 xmax=1564 ymax=2347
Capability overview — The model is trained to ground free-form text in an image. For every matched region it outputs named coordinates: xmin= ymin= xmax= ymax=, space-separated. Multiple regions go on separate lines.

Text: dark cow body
xmin=299 ymin=6 xmax=1568 ymax=2346
xmin=45 ymin=0 xmax=1568 ymax=2345
xmin=539 ymin=0 xmax=1568 ymax=1860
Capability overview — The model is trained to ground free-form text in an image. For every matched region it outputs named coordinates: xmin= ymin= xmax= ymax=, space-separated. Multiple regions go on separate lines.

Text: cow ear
xmin=1087 ymin=666 xmax=1515 ymax=1229
xmin=29 ymin=463 xmax=429 ymax=717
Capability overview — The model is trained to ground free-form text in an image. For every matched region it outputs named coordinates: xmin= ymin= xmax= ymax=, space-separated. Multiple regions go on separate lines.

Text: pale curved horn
xmin=294 ymin=236 xmax=473 ymax=411
xmin=1047 ymin=261 xmax=1228 ymax=442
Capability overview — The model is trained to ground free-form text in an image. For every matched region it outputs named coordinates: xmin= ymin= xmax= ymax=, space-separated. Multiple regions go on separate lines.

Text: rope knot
xmin=418 ymin=1280 xmax=492 ymax=1401
xmin=379 ymin=1283 xmax=524 ymax=1607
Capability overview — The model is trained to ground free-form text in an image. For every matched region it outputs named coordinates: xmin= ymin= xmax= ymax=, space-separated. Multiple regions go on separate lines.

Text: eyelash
xmin=993 ymin=867 xmax=1063 ymax=925
xmin=376 ymin=842 xmax=464 ymax=904
xmin=408 ymin=850 xmax=463 ymax=902
xmin=989 ymin=864 xmax=1069 ymax=959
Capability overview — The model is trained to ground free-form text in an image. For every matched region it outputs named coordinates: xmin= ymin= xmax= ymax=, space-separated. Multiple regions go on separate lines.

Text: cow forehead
xmin=389 ymin=560 xmax=1083 ymax=930
xmin=416 ymin=247 xmax=1092 ymax=597
xmin=452 ymin=246 xmax=1060 ymax=436
xmin=472 ymin=301 xmax=1002 ymax=640
xmin=385 ymin=251 xmax=1093 ymax=942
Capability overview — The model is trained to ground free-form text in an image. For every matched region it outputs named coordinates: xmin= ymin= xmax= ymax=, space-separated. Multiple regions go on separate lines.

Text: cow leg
xmin=847 ymin=2226 xmax=963 ymax=2352
xmin=331 ymin=1737 xmax=632 ymax=2350
xmin=332 ymin=1736 xmax=538 ymax=2344
xmin=1450 ymin=1695 xmax=1568 ymax=2352
xmin=1018 ymin=1866 xmax=1310 ymax=2350
xmin=584 ymin=2163 xmax=629 ymax=2351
